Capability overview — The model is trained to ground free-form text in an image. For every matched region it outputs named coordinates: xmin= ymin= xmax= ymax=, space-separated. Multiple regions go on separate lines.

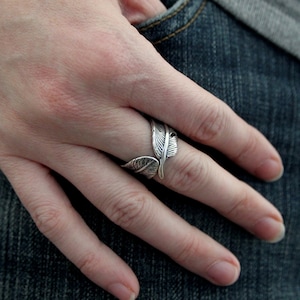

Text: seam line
xmin=153 ymin=0 xmax=208 ymax=45
xmin=139 ymin=0 xmax=190 ymax=32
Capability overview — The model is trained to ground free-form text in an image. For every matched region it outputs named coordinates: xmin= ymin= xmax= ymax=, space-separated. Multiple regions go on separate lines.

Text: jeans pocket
xmin=136 ymin=0 xmax=208 ymax=45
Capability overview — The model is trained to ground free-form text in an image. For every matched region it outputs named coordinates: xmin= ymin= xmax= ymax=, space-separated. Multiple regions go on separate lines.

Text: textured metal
xmin=122 ymin=156 xmax=159 ymax=179
xmin=122 ymin=120 xmax=178 ymax=179
xmin=151 ymin=120 xmax=178 ymax=179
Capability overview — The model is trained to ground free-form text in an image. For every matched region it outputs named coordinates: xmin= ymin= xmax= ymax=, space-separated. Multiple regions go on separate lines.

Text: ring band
xmin=122 ymin=119 xmax=178 ymax=179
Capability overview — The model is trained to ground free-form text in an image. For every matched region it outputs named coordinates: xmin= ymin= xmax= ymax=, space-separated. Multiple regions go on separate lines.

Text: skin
xmin=0 ymin=1 xmax=285 ymax=299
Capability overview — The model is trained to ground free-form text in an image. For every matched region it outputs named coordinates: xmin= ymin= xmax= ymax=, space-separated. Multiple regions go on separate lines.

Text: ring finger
xmin=63 ymin=108 xmax=285 ymax=243
xmin=42 ymin=144 xmax=241 ymax=286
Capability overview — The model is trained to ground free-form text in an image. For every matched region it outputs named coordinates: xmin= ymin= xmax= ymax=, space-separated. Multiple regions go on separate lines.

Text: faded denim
xmin=211 ymin=0 xmax=300 ymax=59
xmin=1 ymin=0 xmax=299 ymax=299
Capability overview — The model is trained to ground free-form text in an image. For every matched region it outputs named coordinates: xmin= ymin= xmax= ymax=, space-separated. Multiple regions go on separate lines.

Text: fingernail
xmin=206 ymin=261 xmax=239 ymax=286
xmin=253 ymin=217 xmax=285 ymax=243
xmin=129 ymin=294 xmax=136 ymax=300
xmin=107 ymin=283 xmax=136 ymax=300
xmin=255 ymin=159 xmax=284 ymax=182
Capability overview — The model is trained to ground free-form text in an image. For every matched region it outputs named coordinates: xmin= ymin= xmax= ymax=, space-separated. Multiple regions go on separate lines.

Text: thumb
xmin=119 ymin=0 xmax=167 ymax=24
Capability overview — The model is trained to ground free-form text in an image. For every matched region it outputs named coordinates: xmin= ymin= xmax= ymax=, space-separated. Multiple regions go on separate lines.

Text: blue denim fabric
xmin=1 ymin=0 xmax=299 ymax=299
xmin=211 ymin=0 xmax=300 ymax=60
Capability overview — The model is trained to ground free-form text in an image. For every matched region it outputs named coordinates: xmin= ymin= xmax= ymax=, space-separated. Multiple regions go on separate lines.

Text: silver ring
xmin=122 ymin=119 xmax=178 ymax=179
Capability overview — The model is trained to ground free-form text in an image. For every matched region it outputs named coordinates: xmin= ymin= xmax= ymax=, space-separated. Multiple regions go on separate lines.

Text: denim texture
xmin=211 ymin=0 xmax=300 ymax=60
xmin=1 ymin=0 xmax=300 ymax=299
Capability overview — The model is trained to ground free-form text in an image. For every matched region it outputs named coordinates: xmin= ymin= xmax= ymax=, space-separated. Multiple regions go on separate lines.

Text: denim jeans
xmin=1 ymin=0 xmax=299 ymax=299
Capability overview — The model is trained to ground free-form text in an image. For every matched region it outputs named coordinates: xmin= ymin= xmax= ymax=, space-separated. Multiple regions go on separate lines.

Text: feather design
xmin=122 ymin=120 xmax=178 ymax=180
xmin=151 ymin=120 xmax=178 ymax=159
xmin=151 ymin=121 xmax=166 ymax=159
xmin=122 ymin=156 xmax=159 ymax=179
xmin=166 ymin=128 xmax=178 ymax=158
xmin=151 ymin=120 xmax=178 ymax=179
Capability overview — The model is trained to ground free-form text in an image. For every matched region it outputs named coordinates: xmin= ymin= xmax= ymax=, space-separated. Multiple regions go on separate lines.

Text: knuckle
xmin=220 ymin=186 xmax=251 ymax=220
xmin=39 ymin=80 xmax=81 ymax=121
xmin=30 ymin=67 xmax=83 ymax=122
xmin=231 ymin=129 xmax=258 ymax=163
xmin=107 ymin=191 xmax=149 ymax=229
xmin=75 ymin=30 xmax=143 ymax=89
xmin=167 ymin=154 xmax=209 ymax=193
xmin=191 ymin=102 xmax=226 ymax=143
xmin=171 ymin=229 xmax=200 ymax=265
xmin=32 ymin=203 xmax=66 ymax=239
xmin=77 ymin=252 xmax=99 ymax=278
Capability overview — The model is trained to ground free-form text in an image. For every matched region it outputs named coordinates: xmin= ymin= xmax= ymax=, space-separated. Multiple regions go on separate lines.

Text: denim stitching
xmin=153 ymin=0 xmax=207 ymax=45
xmin=139 ymin=0 xmax=190 ymax=32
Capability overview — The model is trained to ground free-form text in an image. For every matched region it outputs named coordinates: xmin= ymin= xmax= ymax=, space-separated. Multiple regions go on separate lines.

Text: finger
xmin=44 ymin=145 xmax=241 ymax=286
xmin=0 ymin=157 xmax=139 ymax=300
xmin=55 ymin=107 xmax=285 ymax=243
xmin=119 ymin=0 xmax=167 ymax=24
xmin=123 ymin=57 xmax=283 ymax=182
xmin=160 ymin=140 xmax=285 ymax=243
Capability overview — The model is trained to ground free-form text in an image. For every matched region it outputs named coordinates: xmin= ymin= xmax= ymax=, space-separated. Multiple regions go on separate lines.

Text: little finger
xmin=0 ymin=156 xmax=139 ymax=300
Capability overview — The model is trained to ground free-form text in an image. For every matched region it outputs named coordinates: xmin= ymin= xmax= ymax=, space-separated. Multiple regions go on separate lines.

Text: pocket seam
xmin=153 ymin=0 xmax=207 ymax=45
xmin=138 ymin=0 xmax=208 ymax=45
xmin=139 ymin=0 xmax=190 ymax=32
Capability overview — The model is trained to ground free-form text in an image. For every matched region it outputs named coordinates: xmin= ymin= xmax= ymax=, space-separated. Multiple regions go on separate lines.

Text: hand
xmin=0 ymin=1 xmax=284 ymax=299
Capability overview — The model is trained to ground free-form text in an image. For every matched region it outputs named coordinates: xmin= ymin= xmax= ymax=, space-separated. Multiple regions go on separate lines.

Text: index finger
xmin=126 ymin=54 xmax=283 ymax=182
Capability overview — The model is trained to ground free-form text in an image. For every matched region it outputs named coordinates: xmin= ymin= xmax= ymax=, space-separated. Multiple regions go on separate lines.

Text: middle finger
xmin=64 ymin=108 xmax=285 ymax=243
